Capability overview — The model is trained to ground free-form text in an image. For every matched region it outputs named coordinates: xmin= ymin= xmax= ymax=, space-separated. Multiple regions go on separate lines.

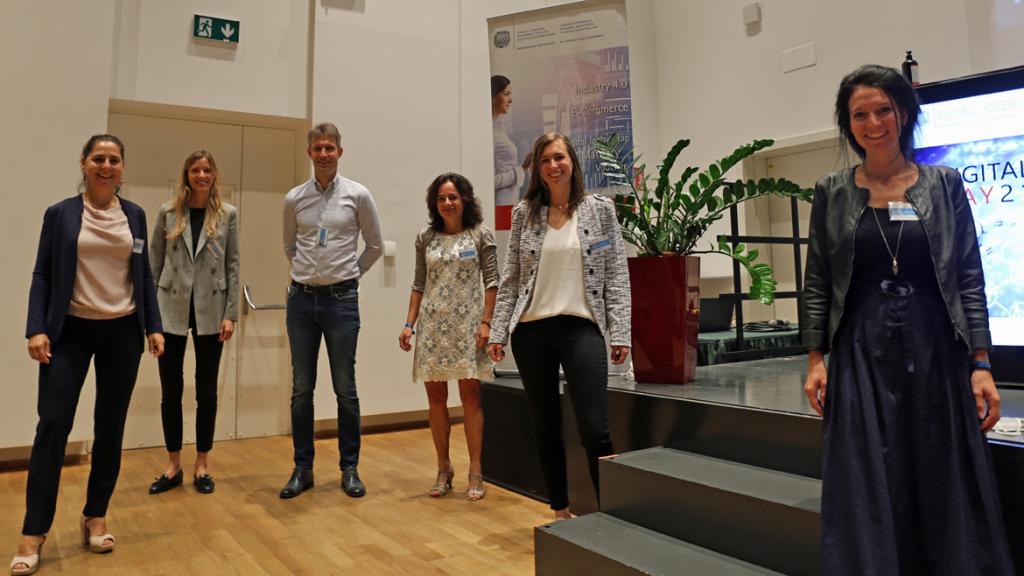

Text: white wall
xmin=312 ymin=0 xmax=463 ymax=415
xmin=966 ymin=0 xmax=1024 ymax=72
xmin=645 ymin=0 xmax=975 ymax=277
xmin=3 ymin=0 xmax=1024 ymax=447
xmin=0 ymin=1 xmax=119 ymax=448
xmin=310 ymin=0 xmax=561 ymax=415
xmin=112 ymin=0 xmax=309 ymax=118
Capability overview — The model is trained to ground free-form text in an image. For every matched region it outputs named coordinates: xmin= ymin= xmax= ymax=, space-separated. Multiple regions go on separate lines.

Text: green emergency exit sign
xmin=192 ymin=15 xmax=240 ymax=44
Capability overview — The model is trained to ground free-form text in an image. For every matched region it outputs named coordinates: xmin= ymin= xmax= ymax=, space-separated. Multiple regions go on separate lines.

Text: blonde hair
xmin=167 ymin=150 xmax=225 ymax=240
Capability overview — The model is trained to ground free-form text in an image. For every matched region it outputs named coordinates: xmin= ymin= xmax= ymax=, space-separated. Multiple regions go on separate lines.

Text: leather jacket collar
xmin=802 ymin=164 xmax=991 ymax=353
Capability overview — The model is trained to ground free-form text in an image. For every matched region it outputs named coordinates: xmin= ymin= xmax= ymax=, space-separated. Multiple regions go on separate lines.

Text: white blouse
xmin=520 ymin=211 xmax=594 ymax=324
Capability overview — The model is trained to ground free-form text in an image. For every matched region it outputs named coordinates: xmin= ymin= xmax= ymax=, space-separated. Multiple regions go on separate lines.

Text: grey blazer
xmin=150 ymin=202 xmax=240 ymax=336
xmin=490 ymin=194 xmax=631 ymax=347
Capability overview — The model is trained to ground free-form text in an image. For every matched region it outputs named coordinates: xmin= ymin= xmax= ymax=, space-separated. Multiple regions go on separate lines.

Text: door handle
xmin=243 ymin=285 xmax=286 ymax=314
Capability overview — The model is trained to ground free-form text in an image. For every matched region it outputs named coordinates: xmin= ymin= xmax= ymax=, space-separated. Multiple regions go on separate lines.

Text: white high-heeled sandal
xmin=9 ymin=536 xmax=44 ymax=576
xmin=466 ymin=473 xmax=486 ymax=501
xmin=428 ymin=468 xmax=454 ymax=497
xmin=82 ymin=517 xmax=115 ymax=554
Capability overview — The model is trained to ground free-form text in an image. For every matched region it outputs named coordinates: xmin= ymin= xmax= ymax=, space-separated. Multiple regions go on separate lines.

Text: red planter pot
xmin=627 ymin=255 xmax=700 ymax=383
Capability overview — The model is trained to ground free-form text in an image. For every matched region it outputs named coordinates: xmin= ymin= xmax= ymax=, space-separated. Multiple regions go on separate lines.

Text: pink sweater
xmin=68 ymin=197 xmax=136 ymax=319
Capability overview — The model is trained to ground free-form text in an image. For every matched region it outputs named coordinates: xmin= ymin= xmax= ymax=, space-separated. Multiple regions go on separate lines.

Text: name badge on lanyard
xmin=132 ymin=238 xmax=145 ymax=254
xmin=318 ymin=226 xmax=328 ymax=247
xmin=888 ymin=202 xmax=919 ymax=221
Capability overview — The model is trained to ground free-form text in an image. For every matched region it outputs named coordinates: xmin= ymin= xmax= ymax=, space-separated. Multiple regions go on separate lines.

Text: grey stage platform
xmin=481 ymin=356 xmax=1024 ymax=574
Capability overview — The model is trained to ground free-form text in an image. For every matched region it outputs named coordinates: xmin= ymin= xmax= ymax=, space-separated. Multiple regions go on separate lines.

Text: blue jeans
xmin=286 ymin=281 xmax=361 ymax=470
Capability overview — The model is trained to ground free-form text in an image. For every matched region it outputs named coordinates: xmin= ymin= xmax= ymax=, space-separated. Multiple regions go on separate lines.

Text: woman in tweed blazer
xmin=488 ymin=132 xmax=631 ymax=520
xmin=148 ymin=150 xmax=239 ymax=496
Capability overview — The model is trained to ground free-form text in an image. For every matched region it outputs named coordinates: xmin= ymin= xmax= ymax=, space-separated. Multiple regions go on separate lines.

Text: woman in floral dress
xmin=399 ymin=173 xmax=498 ymax=500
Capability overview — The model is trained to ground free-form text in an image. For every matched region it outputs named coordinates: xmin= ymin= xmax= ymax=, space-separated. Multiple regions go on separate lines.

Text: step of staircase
xmin=600 ymin=447 xmax=821 ymax=576
xmin=535 ymin=512 xmax=783 ymax=576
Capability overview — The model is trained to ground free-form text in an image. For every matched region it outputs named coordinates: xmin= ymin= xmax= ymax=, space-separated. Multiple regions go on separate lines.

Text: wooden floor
xmin=1 ymin=425 xmax=551 ymax=575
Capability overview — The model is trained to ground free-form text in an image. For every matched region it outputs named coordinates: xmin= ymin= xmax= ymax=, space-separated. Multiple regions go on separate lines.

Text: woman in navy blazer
xmin=12 ymin=135 xmax=163 ymax=576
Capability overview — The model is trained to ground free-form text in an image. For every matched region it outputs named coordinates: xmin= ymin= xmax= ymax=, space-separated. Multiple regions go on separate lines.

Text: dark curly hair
xmin=835 ymin=64 xmax=921 ymax=160
xmin=426 ymin=172 xmax=483 ymax=232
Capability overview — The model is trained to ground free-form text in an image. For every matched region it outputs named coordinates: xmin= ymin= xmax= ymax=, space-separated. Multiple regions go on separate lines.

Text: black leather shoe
xmin=149 ymin=469 xmax=183 ymax=495
xmin=341 ymin=465 xmax=366 ymax=498
xmin=279 ymin=468 xmax=314 ymax=499
xmin=194 ymin=473 xmax=215 ymax=494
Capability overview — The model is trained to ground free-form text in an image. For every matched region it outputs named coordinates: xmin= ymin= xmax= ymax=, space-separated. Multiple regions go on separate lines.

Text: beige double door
xmin=108 ymin=104 xmax=307 ymax=450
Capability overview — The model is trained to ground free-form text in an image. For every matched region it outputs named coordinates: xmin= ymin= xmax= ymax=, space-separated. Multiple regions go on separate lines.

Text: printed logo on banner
xmin=493 ymin=30 xmax=510 ymax=49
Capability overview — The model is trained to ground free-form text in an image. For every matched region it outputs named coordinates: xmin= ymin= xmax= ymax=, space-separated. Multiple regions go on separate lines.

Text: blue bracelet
xmin=973 ymin=359 xmax=992 ymax=371
xmin=404 ymin=322 xmax=415 ymax=333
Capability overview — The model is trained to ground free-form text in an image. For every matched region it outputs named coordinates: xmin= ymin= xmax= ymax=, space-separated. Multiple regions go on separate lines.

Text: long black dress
xmin=821 ymin=207 xmax=1015 ymax=575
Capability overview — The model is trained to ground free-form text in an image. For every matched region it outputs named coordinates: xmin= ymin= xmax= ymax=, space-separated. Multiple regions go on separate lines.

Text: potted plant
xmin=594 ymin=135 xmax=813 ymax=383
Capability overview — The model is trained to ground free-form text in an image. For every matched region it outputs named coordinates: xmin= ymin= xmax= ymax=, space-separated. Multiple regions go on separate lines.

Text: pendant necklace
xmin=865 ymin=162 xmax=912 ymax=276
xmin=871 ymin=207 xmax=904 ymax=275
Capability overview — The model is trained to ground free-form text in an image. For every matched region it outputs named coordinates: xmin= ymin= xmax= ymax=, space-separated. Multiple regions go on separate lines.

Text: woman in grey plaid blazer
xmin=488 ymin=132 xmax=631 ymax=520
xmin=148 ymin=150 xmax=239 ymax=496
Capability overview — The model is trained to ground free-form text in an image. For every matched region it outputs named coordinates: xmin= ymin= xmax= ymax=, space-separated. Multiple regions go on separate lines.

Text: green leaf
xmin=698 ymin=172 xmax=710 ymax=189
xmin=733 ymin=182 xmax=745 ymax=200
xmin=591 ymin=132 xmax=812 ymax=258
xmin=678 ymin=167 xmax=699 ymax=195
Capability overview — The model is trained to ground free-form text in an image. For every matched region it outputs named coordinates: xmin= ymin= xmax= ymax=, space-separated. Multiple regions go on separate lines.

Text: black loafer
xmin=149 ymin=469 xmax=183 ymax=495
xmin=279 ymin=467 xmax=314 ymax=499
xmin=194 ymin=473 xmax=215 ymax=494
xmin=341 ymin=465 xmax=366 ymax=498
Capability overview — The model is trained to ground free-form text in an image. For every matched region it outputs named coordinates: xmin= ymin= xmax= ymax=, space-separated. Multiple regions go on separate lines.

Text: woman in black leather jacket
xmin=802 ymin=65 xmax=1013 ymax=575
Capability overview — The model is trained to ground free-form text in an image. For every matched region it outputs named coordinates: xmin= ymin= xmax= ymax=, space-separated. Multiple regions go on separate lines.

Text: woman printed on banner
xmin=492 ymin=75 xmax=532 ymax=206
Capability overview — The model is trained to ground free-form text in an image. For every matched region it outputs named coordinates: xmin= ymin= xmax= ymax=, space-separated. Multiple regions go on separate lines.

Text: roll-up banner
xmin=488 ymin=0 xmax=633 ymax=230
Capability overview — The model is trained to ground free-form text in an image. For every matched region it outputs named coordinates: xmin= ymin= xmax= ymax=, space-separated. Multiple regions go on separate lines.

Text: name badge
xmin=888 ymin=202 xmax=919 ymax=221
xmin=208 ymin=240 xmax=223 ymax=260
xmin=318 ymin=226 xmax=328 ymax=247
xmin=458 ymin=249 xmax=477 ymax=260
xmin=589 ymin=237 xmax=611 ymax=253
xmin=132 ymin=238 xmax=145 ymax=254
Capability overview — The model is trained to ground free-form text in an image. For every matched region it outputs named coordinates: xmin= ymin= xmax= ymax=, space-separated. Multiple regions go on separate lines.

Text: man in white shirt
xmin=279 ymin=122 xmax=382 ymax=499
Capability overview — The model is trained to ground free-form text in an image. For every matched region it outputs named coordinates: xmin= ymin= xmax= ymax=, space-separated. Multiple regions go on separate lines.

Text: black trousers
xmin=511 ymin=315 xmax=613 ymax=511
xmin=23 ymin=314 xmax=143 ymax=535
xmin=157 ymin=300 xmax=223 ymax=453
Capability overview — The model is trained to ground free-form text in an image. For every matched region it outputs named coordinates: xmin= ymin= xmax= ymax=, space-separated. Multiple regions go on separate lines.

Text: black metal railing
xmin=716 ymin=195 xmax=807 ymax=363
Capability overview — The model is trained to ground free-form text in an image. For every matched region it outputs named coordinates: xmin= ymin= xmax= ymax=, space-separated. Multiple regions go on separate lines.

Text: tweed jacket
xmin=150 ymin=202 xmax=240 ymax=336
xmin=490 ymin=194 xmax=631 ymax=347
xmin=26 ymin=194 xmax=162 ymax=341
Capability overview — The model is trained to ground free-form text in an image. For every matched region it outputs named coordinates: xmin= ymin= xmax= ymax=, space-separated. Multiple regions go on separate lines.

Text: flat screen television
xmin=915 ymin=65 xmax=1024 ymax=385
